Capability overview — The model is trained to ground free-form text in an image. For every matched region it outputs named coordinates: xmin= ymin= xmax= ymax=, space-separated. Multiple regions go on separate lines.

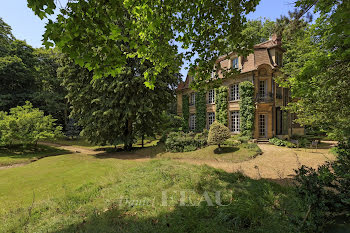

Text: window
xmin=231 ymin=111 xmax=240 ymax=133
xmin=208 ymin=89 xmax=215 ymax=104
xmin=259 ymin=114 xmax=266 ymax=137
xmin=276 ymin=52 xmax=282 ymax=66
xmin=230 ymin=84 xmax=239 ymax=101
xmin=190 ymin=114 xmax=196 ymax=131
xmin=258 ymin=80 xmax=267 ymax=101
xmin=232 ymin=57 xmax=239 ymax=69
xmin=208 ymin=112 xmax=215 ymax=128
xmin=189 ymin=93 xmax=196 ymax=106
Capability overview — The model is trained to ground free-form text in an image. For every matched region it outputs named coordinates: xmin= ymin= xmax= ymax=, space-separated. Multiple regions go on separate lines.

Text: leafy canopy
xmin=26 ymin=0 xmax=260 ymax=88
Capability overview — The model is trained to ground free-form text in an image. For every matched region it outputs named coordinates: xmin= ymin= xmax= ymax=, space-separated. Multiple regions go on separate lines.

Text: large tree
xmin=276 ymin=0 xmax=350 ymax=139
xmin=26 ymin=0 xmax=260 ymax=87
xmin=60 ymin=56 xmax=179 ymax=150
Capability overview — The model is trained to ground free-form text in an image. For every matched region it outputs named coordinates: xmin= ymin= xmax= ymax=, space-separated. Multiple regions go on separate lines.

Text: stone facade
xmin=176 ymin=35 xmax=304 ymax=139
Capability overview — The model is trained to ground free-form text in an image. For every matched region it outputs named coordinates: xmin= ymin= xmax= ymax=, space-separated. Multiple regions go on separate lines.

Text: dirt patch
xmin=174 ymin=144 xmax=336 ymax=180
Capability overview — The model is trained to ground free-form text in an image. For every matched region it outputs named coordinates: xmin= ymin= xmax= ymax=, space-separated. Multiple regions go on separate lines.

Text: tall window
xmin=208 ymin=112 xmax=215 ymax=128
xmin=232 ymin=57 xmax=239 ymax=69
xmin=190 ymin=114 xmax=196 ymax=131
xmin=259 ymin=80 xmax=266 ymax=101
xmin=208 ymin=89 xmax=215 ymax=104
xmin=259 ymin=114 xmax=266 ymax=137
xmin=231 ymin=111 xmax=240 ymax=133
xmin=230 ymin=84 xmax=239 ymax=101
xmin=189 ymin=93 xmax=196 ymax=106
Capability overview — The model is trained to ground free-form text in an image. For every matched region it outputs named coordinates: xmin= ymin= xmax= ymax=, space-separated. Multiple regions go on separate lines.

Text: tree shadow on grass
xmin=213 ymin=146 xmax=239 ymax=154
xmin=93 ymin=143 xmax=166 ymax=160
xmin=0 ymin=144 xmax=71 ymax=160
xmin=52 ymin=168 xmax=302 ymax=233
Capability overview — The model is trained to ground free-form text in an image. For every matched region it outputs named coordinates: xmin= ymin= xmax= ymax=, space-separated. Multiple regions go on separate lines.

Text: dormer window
xmin=232 ymin=57 xmax=239 ymax=69
xmin=276 ymin=52 xmax=282 ymax=66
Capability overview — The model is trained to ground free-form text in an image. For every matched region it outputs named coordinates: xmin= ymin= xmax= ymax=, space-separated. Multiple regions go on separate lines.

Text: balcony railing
xmin=256 ymin=92 xmax=274 ymax=103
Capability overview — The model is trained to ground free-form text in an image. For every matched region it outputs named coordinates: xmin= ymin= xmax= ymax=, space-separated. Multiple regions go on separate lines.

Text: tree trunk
xmin=218 ymin=144 xmax=221 ymax=148
xmin=123 ymin=119 xmax=133 ymax=151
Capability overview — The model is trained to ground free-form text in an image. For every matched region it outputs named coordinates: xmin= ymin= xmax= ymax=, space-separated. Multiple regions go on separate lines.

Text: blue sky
xmin=0 ymin=0 xmax=296 ymax=78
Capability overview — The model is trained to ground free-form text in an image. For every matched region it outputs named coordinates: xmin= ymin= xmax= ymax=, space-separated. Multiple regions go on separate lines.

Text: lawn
xmin=0 ymin=152 xmax=306 ymax=233
xmin=158 ymin=144 xmax=261 ymax=163
xmin=0 ymin=144 xmax=69 ymax=166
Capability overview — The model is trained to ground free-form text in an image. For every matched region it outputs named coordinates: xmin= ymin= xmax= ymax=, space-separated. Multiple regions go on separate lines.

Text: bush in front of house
xmin=165 ymin=131 xmax=208 ymax=152
xmin=269 ymin=137 xmax=296 ymax=148
xmin=208 ymin=121 xmax=231 ymax=148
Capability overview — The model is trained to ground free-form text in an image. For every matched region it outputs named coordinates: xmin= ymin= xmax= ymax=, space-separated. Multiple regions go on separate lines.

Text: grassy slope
xmin=159 ymin=144 xmax=260 ymax=162
xmin=0 ymin=153 xmax=304 ymax=233
xmin=0 ymin=144 xmax=69 ymax=166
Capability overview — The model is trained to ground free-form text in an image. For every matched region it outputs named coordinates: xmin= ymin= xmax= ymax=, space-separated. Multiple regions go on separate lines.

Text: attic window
xmin=232 ymin=57 xmax=239 ymax=69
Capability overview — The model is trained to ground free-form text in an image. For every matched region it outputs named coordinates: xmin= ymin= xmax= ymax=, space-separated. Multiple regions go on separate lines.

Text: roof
xmin=177 ymin=35 xmax=284 ymax=91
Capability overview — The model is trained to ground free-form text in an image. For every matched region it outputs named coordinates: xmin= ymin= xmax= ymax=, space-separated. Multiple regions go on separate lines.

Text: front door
xmin=259 ymin=114 xmax=268 ymax=138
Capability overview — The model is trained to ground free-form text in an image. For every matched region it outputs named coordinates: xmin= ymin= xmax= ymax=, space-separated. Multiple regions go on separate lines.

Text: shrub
xmin=0 ymin=102 xmax=62 ymax=146
xmin=294 ymin=139 xmax=350 ymax=232
xmin=165 ymin=131 xmax=208 ymax=152
xmin=223 ymin=137 xmax=240 ymax=147
xmin=208 ymin=121 xmax=231 ymax=148
xmin=269 ymin=137 xmax=296 ymax=148
xmin=236 ymin=135 xmax=251 ymax=144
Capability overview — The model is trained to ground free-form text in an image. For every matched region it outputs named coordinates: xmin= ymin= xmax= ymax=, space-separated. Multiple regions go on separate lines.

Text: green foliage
xmin=236 ymin=135 xmax=251 ymax=144
xmin=215 ymin=86 xmax=228 ymax=126
xmin=208 ymin=121 xmax=231 ymax=148
xmin=277 ymin=0 xmax=350 ymax=139
xmin=182 ymin=94 xmax=189 ymax=132
xmin=269 ymin=137 xmax=296 ymax=148
xmin=62 ymin=55 xmax=179 ymax=150
xmin=195 ymin=91 xmax=206 ymax=132
xmin=239 ymin=81 xmax=255 ymax=137
xmin=295 ymin=139 xmax=350 ymax=232
xmin=65 ymin=118 xmax=81 ymax=139
xmin=26 ymin=0 xmax=260 ymax=87
xmin=0 ymin=102 xmax=62 ymax=145
xmin=165 ymin=131 xmax=208 ymax=152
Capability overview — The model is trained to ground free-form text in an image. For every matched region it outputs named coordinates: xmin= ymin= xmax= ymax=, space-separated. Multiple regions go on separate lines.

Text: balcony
xmin=256 ymin=92 xmax=274 ymax=103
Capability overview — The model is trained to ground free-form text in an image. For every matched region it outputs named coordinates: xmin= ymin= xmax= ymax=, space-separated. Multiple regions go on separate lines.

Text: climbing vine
xmin=215 ymin=86 xmax=228 ymax=126
xmin=239 ymin=81 xmax=255 ymax=137
xmin=182 ymin=94 xmax=189 ymax=132
xmin=195 ymin=91 xmax=206 ymax=132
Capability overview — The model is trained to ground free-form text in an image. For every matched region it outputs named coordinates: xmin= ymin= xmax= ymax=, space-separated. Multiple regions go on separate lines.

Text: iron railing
xmin=255 ymin=92 xmax=274 ymax=103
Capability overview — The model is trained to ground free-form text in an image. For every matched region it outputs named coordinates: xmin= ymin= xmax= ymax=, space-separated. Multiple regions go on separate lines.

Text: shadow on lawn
xmin=0 ymin=144 xmax=70 ymax=160
xmin=53 ymin=170 xmax=301 ymax=233
xmin=213 ymin=146 xmax=239 ymax=154
xmin=93 ymin=143 xmax=166 ymax=160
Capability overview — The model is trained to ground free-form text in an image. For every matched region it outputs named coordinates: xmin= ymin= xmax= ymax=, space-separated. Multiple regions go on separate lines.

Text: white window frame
xmin=208 ymin=112 xmax=215 ymax=129
xmin=230 ymin=83 xmax=240 ymax=101
xmin=208 ymin=89 xmax=215 ymax=104
xmin=190 ymin=114 xmax=196 ymax=131
xmin=232 ymin=57 xmax=239 ymax=69
xmin=231 ymin=111 xmax=240 ymax=133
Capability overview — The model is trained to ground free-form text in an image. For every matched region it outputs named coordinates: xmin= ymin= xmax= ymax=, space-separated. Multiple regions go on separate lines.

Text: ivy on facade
xmin=195 ymin=91 xmax=206 ymax=132
xmin=215 ymin=86 xmax=228 ymax=126
xmin=239 ymin=81 xmax=255 ymax=137
xmin=182 ymin=94 xmax=189 ymax=132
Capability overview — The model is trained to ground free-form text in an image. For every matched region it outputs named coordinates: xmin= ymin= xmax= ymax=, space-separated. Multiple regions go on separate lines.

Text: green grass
xmin=0 ymin=152 xmax=305 ymax=232
xmin=158 ymin=143 xmax=261 ymax=162
xmin=0 ymin=144 xmax=69 ymax=166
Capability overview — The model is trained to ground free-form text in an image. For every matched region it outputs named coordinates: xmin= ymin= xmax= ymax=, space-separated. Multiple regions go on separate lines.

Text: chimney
xmin=270 ymin=33 xmax=282 ymax=45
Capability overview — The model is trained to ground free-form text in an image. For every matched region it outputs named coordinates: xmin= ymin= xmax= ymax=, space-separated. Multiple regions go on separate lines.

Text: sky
xmin=0 ymin=0 xmax=296 ymax=78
